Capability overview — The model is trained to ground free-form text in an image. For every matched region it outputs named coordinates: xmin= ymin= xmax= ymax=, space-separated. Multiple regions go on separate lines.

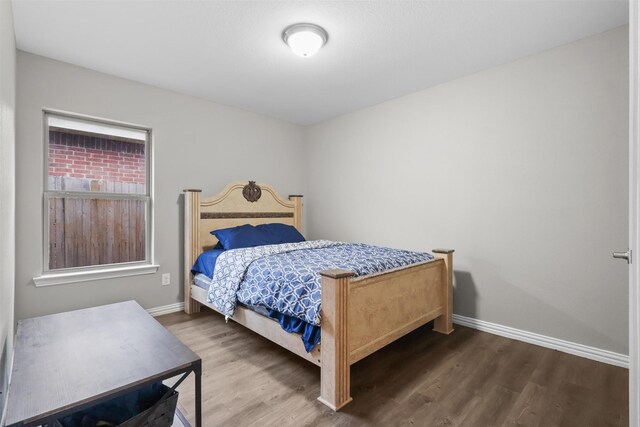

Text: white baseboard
xmin=452 ymin=314 xmax=629 ymax=369
xmin=147 ymin=302 xmax=184 ymax=317
xmin=143 ymin=304 xmax=628 ymax=367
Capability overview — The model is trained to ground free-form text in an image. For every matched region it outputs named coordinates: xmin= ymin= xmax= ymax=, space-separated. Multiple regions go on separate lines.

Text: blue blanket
xmin=191 ymin=248 xmax=224 ymax=279
xmin=208 ymin=240 xmax=339 ymax=317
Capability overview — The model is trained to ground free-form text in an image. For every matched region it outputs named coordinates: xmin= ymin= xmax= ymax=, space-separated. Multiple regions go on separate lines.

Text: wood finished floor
xmin=158 ymin=310 xmax=628 ymax=427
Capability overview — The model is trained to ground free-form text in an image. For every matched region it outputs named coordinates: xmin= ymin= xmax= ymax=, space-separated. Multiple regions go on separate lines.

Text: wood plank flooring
xmin=157 ymin=310 xmax=628 ymax=427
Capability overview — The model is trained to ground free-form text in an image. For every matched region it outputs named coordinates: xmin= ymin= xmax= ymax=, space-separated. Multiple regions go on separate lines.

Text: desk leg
xmin=194 ymin=360 xmax=202 ymax=427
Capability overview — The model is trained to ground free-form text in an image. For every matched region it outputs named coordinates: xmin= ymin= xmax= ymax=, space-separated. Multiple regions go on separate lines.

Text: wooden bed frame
xmin=183 ymin=181 xmax=454 ymax=411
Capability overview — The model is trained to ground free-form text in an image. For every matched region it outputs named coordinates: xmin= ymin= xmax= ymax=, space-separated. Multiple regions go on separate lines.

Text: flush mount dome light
xmin=282 ymin=23 xmax=328 ymax=58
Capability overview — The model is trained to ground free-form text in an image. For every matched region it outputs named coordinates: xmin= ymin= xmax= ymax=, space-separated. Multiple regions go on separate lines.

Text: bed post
xmin=318 ymin=269 xmax=354 ymax=411
xmin=432 ymin=249 xmax=454 ymax=334
xmin=288 ymin=194 xmax=303 ymax=232
xmin=183 ymin=189 xmax=202 ymax=314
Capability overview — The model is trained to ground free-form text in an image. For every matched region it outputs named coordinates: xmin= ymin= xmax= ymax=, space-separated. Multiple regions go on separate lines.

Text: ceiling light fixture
xmin=282 ymin=23 xmax=328 ymax=58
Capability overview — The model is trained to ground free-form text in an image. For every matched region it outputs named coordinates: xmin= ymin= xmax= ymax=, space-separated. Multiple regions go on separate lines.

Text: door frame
xmin=630 ymin=1 xmax=639 ymax=425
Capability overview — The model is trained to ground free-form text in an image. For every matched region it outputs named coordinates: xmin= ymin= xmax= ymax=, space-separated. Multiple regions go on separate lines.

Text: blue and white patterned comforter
xmin=207 ymin=240 xmax=434 ymax=325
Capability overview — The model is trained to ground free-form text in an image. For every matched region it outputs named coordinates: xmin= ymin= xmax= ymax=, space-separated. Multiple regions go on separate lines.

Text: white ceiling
xmin=12 ymin=1 xmax=628 ymax=125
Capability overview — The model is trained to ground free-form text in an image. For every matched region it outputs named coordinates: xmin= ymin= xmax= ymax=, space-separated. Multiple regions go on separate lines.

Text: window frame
xmin=34 ymin=110 xmax=158 ymax=286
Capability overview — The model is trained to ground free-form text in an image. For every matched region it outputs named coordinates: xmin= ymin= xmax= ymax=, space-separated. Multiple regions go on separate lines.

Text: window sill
xmin=33 ymin=264 xmax=160 ymax=287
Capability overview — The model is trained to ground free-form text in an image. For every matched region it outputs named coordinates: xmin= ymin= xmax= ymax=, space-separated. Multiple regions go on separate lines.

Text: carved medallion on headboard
xmin=242 ymin=181 xmax=262 ymax=202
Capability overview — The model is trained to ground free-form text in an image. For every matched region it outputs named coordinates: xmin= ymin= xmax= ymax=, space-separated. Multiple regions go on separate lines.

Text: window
xmin=35 ymin=112 xmax=157 ymax=286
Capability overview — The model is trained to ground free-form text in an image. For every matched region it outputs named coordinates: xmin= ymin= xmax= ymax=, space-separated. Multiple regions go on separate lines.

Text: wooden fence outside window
xmin=48 ymin=197 xmax=146 ymax=269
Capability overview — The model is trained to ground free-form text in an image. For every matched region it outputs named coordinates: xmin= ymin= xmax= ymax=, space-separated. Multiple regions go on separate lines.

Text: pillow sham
xmin=211 ymin=224 xmax=272 ymax=250
xmin=257 ymin=223 xmax=305 ymax=244
xmin=211 ymin=223 xmax=305 ymax=250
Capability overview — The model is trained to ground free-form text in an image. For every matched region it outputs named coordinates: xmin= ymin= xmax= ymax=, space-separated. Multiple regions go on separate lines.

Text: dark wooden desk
xmin=4 ymin=301 xmax=201 ymax=427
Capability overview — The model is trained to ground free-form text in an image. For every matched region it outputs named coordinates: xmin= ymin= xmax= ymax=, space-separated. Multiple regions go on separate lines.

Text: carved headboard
xmin=183 ymin=181 xmax=303 ymax=309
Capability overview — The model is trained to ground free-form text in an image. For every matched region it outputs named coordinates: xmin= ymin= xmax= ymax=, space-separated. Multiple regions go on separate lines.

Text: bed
xmin=182 ymin=181 xmax=454 ymax=410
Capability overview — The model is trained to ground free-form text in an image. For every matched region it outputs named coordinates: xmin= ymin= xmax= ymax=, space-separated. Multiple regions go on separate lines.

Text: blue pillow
xmin=211 ymin=224 xmax=273 ymax=250
xmin=191 ymin=248 xmax=224 ymax=279
xmin=211 ymin=223 xmax=305 ymax=250
xmin=257 ymin=223 xmax=305 ymax=244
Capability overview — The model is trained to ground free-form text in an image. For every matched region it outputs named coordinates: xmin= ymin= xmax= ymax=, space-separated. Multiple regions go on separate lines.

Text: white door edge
xmin=629 ymin=1 xmax=639 ymax=425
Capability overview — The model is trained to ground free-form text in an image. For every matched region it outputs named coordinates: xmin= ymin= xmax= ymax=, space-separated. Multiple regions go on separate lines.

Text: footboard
xmin=318 ymin=249 xmax=454 ymax=410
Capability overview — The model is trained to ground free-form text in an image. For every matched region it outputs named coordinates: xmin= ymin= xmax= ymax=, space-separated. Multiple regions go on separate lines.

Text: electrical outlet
xmin=162 ymin=273 xmax=170 ymax=286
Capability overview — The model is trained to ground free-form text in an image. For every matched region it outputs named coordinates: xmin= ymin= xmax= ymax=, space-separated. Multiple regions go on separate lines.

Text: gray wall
xmin=304 ymin=27 xmax=629 ymax=354
xmin=0 ymin=0 xmax=15 ymax=421
xmin=14 ymin=27 xmax=630 ymax=356
xmin=15 ymin=52 xmax=305 ymax=320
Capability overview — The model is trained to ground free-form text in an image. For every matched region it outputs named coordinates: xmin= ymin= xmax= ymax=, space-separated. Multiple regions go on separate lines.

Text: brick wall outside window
xmin=48 ymin=130 xmax=146 ymax=186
